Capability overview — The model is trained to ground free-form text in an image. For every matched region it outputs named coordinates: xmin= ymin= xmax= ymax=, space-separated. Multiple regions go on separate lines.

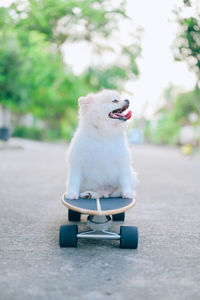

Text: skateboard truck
xmin=77 ymin=215 xmax=120 ymax=240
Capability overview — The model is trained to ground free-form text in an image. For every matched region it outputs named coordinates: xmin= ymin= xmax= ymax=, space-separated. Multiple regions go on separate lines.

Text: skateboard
xmin=59 ymin=193 xmax=138 ymax=249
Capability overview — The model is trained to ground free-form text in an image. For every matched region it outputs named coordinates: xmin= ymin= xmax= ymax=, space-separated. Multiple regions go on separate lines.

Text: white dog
xmin=66 ymin=89 xmax=138 ymax=199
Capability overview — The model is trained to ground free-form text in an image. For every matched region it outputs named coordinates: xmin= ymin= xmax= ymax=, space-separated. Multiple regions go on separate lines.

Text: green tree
xmin=147 ymin=85 xmax=200 ymax=145
xmin=173 ymin=0 xmax=200 ymax=82
xmin=0 ymin=8 xmax=26 ymax=110
xmin=11 ymin=0 xmax=140 ymax=86
xmin=0 ymin=0 xmax=141 ymax=140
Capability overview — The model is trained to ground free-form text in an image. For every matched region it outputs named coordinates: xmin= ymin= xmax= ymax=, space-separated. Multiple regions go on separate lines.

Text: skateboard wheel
xmin=112 ymin=212 xmax=125 ymax=221
xmin=59 ymin=225 xmax=78 ymax=247
xmin=120 ymin=226 xmax=138 ymax=249
xmin=68 ymin=209 xmax=81 ymax=221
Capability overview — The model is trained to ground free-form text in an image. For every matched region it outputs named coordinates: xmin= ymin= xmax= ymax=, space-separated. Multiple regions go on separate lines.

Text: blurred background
xmin=0 ymin=0 xmax=200 ymax=152
xmin=1 ymin=2 xmax=200 ymax=297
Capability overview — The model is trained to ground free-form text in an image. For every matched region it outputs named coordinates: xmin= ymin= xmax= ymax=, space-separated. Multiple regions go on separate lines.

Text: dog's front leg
xmin=119 ymin=169 xmax=136 ymax=199
xmin=66 ymin=166 xmax=81 ymax=199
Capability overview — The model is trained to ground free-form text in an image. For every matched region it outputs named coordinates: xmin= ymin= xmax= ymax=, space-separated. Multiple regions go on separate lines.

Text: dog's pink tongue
xmin=125 ymin=110 xmax=132 ymax=120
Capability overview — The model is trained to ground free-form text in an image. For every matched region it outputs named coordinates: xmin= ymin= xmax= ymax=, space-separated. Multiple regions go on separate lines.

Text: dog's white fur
xmin=66 ymin=89 xmax=138 ymax=199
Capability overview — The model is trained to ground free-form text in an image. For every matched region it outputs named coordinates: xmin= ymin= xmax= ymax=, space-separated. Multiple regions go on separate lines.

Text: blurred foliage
xmin=149 ymin=114 xmax=181 ymax=145
xmin=12 ymin=126 xmax=43 ymax=140
xmin=173 ymin=0 xmax=200 ymax=82
xmin=145 ymin=86 xmax=200 ymax=145
xmin=0 ymin=0 xmax=140 ymax=140
xmin=145 ymin=0 xmax=200 ymax=146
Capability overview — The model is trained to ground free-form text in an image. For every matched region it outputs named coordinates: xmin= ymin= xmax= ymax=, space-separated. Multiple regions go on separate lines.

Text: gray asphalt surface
xmin=0 ymin=140 xmax=200 ymax=300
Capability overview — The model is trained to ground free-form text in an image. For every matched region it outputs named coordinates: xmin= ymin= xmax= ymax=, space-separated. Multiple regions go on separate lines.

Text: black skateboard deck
xmin=62 ymin=193 xmax=136 ymax=216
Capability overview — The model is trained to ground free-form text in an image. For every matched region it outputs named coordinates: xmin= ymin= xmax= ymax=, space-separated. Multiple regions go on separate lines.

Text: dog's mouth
xmin=108 ymin=104 xmax=132 ymax=121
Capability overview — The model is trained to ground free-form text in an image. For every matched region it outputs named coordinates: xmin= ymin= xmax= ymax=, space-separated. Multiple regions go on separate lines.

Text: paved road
xmin=0 ymin=141 xmax=200 ymax=300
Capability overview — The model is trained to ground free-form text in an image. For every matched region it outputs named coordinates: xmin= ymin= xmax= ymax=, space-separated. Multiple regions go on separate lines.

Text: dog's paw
xmin=102 ymin=192 xmax=109 ymax=198
xmin=66 ymin=192 xmax=79 ymax=199
xmin=80 ymin=191 xmax=101 ymax=199
xmin=122 ymin=191 xmax=136 ymax=199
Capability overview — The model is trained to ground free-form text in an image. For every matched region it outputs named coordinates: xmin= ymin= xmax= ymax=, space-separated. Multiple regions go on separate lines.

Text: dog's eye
xmin=112 ymin=99 xmax=119 ymax=103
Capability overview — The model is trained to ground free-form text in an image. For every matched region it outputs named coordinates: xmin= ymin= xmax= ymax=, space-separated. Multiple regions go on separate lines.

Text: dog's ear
xmin=78 ymin=94 xmax=93 ymax=111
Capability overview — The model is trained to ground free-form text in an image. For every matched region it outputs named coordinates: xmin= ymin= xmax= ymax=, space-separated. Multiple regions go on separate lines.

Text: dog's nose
xmin=124 ymin=99 xmax=129 ymax=105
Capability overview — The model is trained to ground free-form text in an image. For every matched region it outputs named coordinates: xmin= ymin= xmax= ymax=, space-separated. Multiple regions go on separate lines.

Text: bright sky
xmin=1 ymin=0 xmax=197 ymax=118
xmin=63 ymin=0 xmax=196 ymax=118
xmin=125 ymin=0 xmax=196 ymax=117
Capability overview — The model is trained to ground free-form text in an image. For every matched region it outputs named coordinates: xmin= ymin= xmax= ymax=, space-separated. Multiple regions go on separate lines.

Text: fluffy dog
xmin=66 ymin=89 xmax=138 ymax=199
